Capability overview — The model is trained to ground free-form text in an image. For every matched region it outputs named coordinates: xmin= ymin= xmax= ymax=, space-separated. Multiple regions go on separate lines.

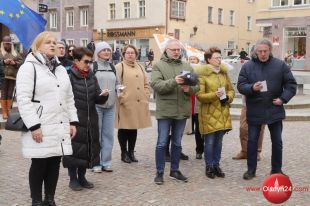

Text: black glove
xmin=220 ymin=97 xmax=229 ymax=106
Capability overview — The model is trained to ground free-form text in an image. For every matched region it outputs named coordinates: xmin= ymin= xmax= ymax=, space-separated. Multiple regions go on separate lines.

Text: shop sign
xmin=107 ymin=31 xmax=136 ymax=38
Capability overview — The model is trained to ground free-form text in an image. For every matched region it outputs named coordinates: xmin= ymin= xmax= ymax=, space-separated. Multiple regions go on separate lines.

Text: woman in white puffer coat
xmin=16 ymin=31 xmax=78 ymax=206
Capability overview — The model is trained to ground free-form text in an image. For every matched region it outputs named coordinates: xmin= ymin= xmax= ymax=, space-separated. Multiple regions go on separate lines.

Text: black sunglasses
xmin=83 ymin=60 xmax=93 ymax=64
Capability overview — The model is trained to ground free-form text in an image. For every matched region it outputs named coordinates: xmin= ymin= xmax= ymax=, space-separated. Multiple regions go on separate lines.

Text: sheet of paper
xmin=218 ymin=87 xmax=227 ymax=100
xmin=260 ymin=80 xmax=268 ymax=92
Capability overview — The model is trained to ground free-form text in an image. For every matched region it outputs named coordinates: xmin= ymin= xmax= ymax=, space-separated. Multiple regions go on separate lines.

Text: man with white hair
xmin=151 ymin=39 xmax=199 ymax=184
xmin=237 ymin=39 xmax=297 ymax=180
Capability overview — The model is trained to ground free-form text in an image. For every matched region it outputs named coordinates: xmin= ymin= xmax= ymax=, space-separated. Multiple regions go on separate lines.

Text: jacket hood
xmin=195 ymin=64 xmax=229 ymax=76
xmin=160 ymin=52 xmax=182 ymax=64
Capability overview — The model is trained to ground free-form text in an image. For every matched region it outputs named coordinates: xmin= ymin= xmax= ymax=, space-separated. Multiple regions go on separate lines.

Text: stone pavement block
xmin=0 ymin=119 xmax=309 ymax=206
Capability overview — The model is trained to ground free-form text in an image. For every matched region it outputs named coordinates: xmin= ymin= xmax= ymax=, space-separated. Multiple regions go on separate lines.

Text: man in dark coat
xmin=237 ymin=39 xmax=297 ymax=180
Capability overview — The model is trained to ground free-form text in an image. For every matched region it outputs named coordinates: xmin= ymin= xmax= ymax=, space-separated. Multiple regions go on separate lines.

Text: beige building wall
xmin=167 ymin=0 xmax=262 ymax=56
xmin=256 ymin=0 xmax=310 ymax=70
xmin=94 ymin=0 xmax=165 ymax=30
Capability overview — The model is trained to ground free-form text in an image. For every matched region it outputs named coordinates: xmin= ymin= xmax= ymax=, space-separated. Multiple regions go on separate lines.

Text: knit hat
xmin=95 ymin=41 xmax=112 ymax=56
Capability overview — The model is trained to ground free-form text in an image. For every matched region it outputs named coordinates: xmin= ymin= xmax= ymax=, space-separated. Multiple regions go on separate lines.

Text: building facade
xmin=167 ymin=0 xmax=262 ymax=56
xmin=41 ymin=0 xmax=94 ymax=47
xmin=94 ymin=0 xmax=166 ymax=61
xmin=256 ymin=0 xmax=310 ymax=70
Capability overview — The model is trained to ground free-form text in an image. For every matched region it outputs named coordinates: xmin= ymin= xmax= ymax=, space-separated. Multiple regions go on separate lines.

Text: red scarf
xmin=72 ymin=64 xmax=89 ymax=78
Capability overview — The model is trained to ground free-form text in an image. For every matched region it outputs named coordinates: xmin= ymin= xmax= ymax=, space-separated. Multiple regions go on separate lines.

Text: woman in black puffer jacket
xmin=68 ymin=47 xmax=109 ymax=191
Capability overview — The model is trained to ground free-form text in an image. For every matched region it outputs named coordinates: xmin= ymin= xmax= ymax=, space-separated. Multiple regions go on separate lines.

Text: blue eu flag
xmin=0 ymin=0 xmax=47 ymax=50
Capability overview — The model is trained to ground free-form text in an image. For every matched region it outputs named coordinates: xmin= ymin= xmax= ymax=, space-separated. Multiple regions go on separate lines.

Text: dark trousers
xmin=29 ymin=156 xmax=61 ymax=201
xmin=118 ymin=129 xmax=137 ymax=153
xmin=194 ymin=114 xmax=204 ymax=154
xmin=68 ymin=167 xmax=87 ymax=180
xmin=1 ymin=78 xmax=15 ymax=99
xmin=247 ymin=121 xmax=283 ymax=173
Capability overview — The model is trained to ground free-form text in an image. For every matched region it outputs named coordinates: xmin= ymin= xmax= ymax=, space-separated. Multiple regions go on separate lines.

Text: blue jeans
xmin=248 ymin=121 xmax=283 ymax=173
xmin=96 ymin=105 xmax=115 ymax=167
xmin=203 ymin=131 xmax=225 ymax=168
xmin=155 ymin=119 xmax=186 ymax=172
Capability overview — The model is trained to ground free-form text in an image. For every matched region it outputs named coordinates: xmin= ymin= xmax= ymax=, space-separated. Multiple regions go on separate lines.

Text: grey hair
xmin=255 ymin=38 xmax=273 ymax=52
xmin=164 ymin=39 xmax=182 ymax=49
xmin=57 ymin=41 xmax=65 ymax=46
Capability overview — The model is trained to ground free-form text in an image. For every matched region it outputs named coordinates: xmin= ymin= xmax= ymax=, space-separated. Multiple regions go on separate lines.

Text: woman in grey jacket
xmin=92 ymin=42 xmax=119 ymax=172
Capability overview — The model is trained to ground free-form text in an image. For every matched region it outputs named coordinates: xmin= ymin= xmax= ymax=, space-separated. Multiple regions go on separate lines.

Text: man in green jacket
xmin=151 ymin=39 xmax=199 ymax=185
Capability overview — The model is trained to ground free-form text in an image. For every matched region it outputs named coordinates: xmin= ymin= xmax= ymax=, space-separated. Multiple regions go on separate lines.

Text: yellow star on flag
xmin=16 ymin=13 xmax=20 ymax=18
xmin=0 ymin=10 xmax=4 ymax=15
xmin=9 ymin=13 xmax=14 ymax=18
xmin=20 ymin=10 xmax=24 ymax=15
xmin=21 ymin=4 xmax=25 ymax=8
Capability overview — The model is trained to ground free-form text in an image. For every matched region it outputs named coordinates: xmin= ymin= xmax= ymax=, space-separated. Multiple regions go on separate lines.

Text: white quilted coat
xmin=16 ymin=53 xmax=78 ymax=158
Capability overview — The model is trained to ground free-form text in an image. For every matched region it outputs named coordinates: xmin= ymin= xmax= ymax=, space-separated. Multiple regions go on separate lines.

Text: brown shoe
xmin=232 ymin=152 xmax=247 ymax=160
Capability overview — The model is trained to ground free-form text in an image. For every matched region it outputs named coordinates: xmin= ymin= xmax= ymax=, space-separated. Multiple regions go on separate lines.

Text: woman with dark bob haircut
xmin=195 ymin=47 xmax=235 ymax=179
xmin=67 ymin=47 xmax=109 ymax=191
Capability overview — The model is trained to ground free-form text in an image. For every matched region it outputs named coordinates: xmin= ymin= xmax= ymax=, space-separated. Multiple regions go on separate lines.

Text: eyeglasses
xmin=167 ymin=48 xmax=182 ymax=53
xmin=125 ymin=52 xmax=136 ymax=55
xmin=82 ymin=60 xmax=93 ymax=65
xmin=212 ymin=56 xmax=222 ymax=60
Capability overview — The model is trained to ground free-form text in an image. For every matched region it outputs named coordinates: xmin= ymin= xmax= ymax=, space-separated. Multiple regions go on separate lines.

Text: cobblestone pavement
xmin=0 ymin=118 xmax=309 ymax=206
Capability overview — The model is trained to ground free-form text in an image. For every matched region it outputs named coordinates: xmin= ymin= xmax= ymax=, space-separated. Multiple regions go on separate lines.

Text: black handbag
xmin=60 ymin=143 xmax=77 ymax=168
xmin=5 ymin=64 xmax=40 ymax=132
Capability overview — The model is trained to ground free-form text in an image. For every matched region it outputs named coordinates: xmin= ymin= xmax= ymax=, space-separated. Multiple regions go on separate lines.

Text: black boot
xmin=121 ymin=152 xmax=132 ymax=163
xmin=43 ymin=195 xmax=56 ymax=206
xmin=129 ymin=151 xmax=138 ymax=162
xmin=32 ymin=199 xmax=43 ymax=206
xmin=69 ymin=178 xmax=83 ymax=191
xmin=78 ymin=177 xmax=94 ymax=189
xmin=180 ymin=152 xmax=189 ymax=160
xmin=214 ymin=166 xmax=225 ymax=178
xmin=205 ymin=166 xmax=215 ymax=179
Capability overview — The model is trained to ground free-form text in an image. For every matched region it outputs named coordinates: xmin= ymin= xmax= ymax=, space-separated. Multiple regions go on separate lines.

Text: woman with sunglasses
xmin=67 ymin=47 xmax=109 ymax=191
xmin=115 ymin=44 xmax=152 ymax=163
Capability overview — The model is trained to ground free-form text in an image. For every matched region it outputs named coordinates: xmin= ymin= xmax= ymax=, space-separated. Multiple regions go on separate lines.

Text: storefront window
xmin=284 ymin=27 xmax=307 ymax=69
xmin=136 ymin=39 xmax=149 ymax=61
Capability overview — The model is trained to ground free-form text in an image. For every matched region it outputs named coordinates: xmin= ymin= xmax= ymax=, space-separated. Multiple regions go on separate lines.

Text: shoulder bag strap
xmin=31 ymin=63 xmax=39 ymax=103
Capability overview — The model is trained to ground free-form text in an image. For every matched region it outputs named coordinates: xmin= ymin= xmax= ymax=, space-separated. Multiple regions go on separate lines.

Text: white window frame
xmin=208 ymin=6 xmax=213 ymax=23
xmin=227 ymin=41 xmax=235 ymax=49
xmin=218 ymin=8 xmax=223 ymax=25
xmin=49 ymin=11 xmax=57 ymax=29
xmin=293 ymin=0 xmax=310 ymax=5
xmin=66 ymin=10 xmax=74 ymax=28
xmin=139 ymin=0 xmax=146 ymax=17
xmin=80 ymin=8 xmax=88 ymax=27
xmin=80 ymin=38 xmax=88 ymax=47
xmin=124 ymin=2 xmax=130 ymax=19
xmin=271 ymin=0 xmax=289 ymax=7
xmin=67 ymin=39 xmax=74 ymax=46
xmin=247 ymin=16 xmax=252 ymax=31
xmin=171 ymin=0 xmax=186 ymax=19
xmin=229 ymin=10 xmax=235 ymax=26
xmin=109 ymin=3 xmax=116 ymax=20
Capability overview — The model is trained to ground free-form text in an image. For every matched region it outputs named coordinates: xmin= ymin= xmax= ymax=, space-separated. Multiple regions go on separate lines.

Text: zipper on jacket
xmin=84 ymin=78 xmax=93 ymax=167
xmin=217 ymin=74 xmax=226 ymax=128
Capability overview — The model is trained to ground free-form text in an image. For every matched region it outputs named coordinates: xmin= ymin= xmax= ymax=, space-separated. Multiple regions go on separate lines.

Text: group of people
xmin=1 ymin=30 xmax=296 ymax=206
